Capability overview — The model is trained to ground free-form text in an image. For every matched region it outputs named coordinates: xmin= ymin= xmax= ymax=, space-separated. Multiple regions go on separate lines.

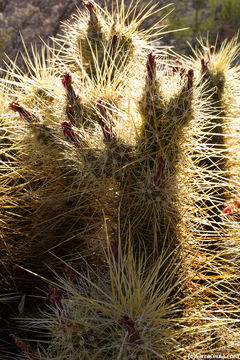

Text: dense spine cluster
xmin=0 ymin=1 xmax=239 ymax=359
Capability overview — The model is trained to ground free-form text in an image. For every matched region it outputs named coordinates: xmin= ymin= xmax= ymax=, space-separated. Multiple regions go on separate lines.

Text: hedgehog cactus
xmin=0 ymin=0 xmax=240 ymax=359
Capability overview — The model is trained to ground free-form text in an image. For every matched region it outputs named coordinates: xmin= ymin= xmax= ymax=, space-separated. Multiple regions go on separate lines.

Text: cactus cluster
xmin=0 ymin=0 xmax=239 ymax=359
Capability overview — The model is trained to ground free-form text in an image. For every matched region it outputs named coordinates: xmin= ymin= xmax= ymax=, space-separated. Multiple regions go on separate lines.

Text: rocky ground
xmin=0 ymin=0 xmax=80 ymax=69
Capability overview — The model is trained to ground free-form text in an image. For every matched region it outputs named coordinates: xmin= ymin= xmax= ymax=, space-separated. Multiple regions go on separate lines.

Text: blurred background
xmin=0 ymin=0 xmax=239 ymax=70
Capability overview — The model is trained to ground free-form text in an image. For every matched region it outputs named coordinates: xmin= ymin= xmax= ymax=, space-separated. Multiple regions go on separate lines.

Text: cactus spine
xmin=0 ymin=1 xmax=239 ymax=359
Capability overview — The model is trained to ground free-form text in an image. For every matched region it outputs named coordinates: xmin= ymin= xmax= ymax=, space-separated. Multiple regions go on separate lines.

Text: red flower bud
xmin=96 ymin=100 xmax=116 ymax=143
xmin=62 ymin=72 xmax=71 ymax=88
xmin=233 ymin=200 xmax=240 ymax=209
xmin=96 ymin=99 xmax=107 ymax=119
xmin=47 ymin=286 xmax=63 ymax=310
xmin=201 ymin=57 xmax=209 ymax=72
xmin=83 ymin=1 xmax=98 ymax=25
xmin=120 ymin=315 xmax=143 ymax=346
xmin=222 ymin=200 xmax=240 ymax=216
xmin=147 ymin=51 xmax=156 ymax=84
xmin=96 ymin=114 xmax=115 ymax=143
xmin=209 ymin=45 xmax=215 ymax=56
xmin=66 ymin=103 xmax=76 ymax=126
xmin=61 ymin=121 xmax=81 ymax=148
xmin=187 ymin=69 xmax=194 ymax=90
xmin=170 ymin=59 xmax=185 ymax=78
xmin=62 ymin=72 xmax=78 ymax=103
xmin=65 ymin=263 xmax=78 ymax=285
xmin=153 ymin=154 xmax=165 ymax=186
xmin=9 ymin=101 xmax=36 ymax=123
xmin=222 ymin=205 xmax=234 ymax=215
xmin=111 ymin=34 xmax=118 ymax=57
xmin=10 ymin=334 xmax=37 ymax=360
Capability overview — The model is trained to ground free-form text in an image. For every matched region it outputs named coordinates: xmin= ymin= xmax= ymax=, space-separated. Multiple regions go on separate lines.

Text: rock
xmin=0 ymin=0 xmax=78 ymax=70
